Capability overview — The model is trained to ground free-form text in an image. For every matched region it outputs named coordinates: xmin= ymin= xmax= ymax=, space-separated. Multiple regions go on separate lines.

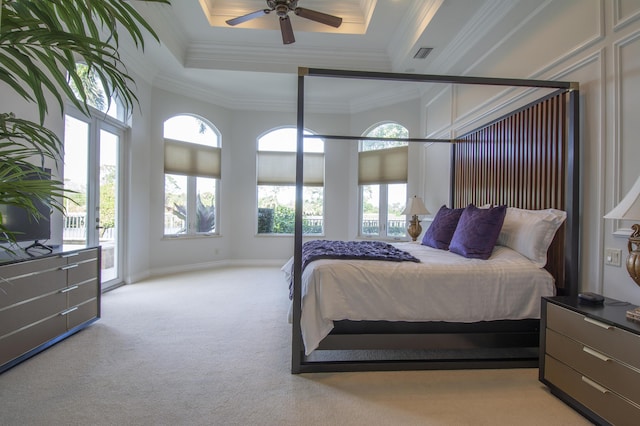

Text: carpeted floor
xmin=0 ymin=266 xmax=591 ymax=425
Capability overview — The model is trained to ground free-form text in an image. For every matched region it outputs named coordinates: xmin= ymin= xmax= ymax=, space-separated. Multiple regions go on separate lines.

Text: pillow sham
xmin=421 ymin=205 xmax=464 ymax=250
xmin=449 ymin=204 xmax=507 ymax=260
xmin=497 ymin=207 xmax=567 ymax=267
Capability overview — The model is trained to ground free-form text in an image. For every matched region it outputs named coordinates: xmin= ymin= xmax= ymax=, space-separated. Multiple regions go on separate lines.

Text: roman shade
xmin=164 ymin=138 xmax=221 ymax=179
xmin=358 ymin=145 xmax=408 ymax=185
xmin=257 ymin=151 xmax=324 ymax=186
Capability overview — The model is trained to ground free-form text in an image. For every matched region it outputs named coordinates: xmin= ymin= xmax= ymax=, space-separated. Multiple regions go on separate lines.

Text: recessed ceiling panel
xmin=199 ymin=0 xmax=373 ymax=34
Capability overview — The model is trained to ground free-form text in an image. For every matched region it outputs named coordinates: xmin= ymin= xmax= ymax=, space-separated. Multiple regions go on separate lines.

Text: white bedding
xmin=283 ymin=242 xmax=556 ymax=355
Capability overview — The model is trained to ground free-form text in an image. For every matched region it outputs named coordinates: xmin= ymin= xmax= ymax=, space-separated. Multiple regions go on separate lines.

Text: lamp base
xmin=407 ymin=215 xmax=422 ymax=242
xmin=627 ymin=224 xmax=640 ymax=287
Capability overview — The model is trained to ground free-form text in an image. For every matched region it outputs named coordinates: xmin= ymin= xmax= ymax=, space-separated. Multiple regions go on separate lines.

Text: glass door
xmin=97 ymin=129 xmax=119 ymax=284
xmin=63 ymin=112 xmax=123 ymax=290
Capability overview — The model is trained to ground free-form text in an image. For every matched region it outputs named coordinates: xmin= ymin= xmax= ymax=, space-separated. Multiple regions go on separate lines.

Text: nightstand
xmin=540 ymin=296 xmax=640 ymax=425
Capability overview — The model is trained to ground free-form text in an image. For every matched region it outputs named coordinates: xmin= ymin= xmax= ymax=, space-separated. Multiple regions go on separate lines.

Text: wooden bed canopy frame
xmin=291 ymin=67 xmax=580 ymax=374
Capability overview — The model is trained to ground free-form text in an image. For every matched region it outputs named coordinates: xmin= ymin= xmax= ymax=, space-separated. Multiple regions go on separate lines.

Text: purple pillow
xmin=421 ymin=205 xmax=464 ymax=250
xmin=449 ymin=204 xmax=507 ymax=260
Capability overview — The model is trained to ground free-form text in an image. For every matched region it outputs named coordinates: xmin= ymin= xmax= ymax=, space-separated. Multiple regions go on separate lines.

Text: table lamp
xmin=402 ymin=195 xmax=430 ymax=241
xmin=604 ymin=175 xmax=640 ymax=286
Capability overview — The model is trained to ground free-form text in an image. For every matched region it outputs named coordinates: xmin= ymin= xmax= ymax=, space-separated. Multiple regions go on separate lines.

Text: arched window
xmin=256 ymin=128 xmax=324 ymax=235
xmin=359 ymin=122 xmax=408 ymax=239
xmin=163 ymin=114 xmax=221 ymax=236
xmin=68 ymin=62 xmax=125 ymax=121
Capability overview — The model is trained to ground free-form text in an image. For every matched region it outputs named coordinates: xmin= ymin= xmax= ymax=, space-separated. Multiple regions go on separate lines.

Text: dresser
xmin=540 ymin=296 xmax=640 ymax=425
xmin=0 ymin=247 xmax=101 ymax=373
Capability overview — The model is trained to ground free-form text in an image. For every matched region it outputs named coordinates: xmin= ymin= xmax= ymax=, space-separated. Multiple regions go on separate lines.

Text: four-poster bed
xmin=291 ymin=67 xmax=580 ymax=374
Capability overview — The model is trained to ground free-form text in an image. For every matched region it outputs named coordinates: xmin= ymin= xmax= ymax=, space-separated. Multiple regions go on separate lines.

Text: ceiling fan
xmin=225 ymin=0 xmax=343 ymax=45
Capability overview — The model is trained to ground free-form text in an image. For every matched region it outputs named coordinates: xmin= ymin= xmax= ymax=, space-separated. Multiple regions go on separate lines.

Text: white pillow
xmin=497 ymin=207 xmax=566 ymax=267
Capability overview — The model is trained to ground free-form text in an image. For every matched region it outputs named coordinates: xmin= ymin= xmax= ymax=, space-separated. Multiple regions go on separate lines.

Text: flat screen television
xmin=0 ymin=167 xmax=52 ymax=252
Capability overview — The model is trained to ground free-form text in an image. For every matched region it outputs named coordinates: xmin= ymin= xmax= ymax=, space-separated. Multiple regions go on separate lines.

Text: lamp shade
xmin=604 ymin=175 xmax=640 ymax=221
xmin=402 ymin=196 xmax=430 ymax=216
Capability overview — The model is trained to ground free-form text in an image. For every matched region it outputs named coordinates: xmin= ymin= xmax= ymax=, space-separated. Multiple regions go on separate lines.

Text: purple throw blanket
xmin=289 ymin=240 xmax=420 ymax=299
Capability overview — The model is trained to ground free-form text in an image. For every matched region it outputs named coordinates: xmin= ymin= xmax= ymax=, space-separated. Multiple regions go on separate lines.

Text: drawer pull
xmin=582 ymin=346 xmax=611 ymax=362
xmin=62 ymin=253 xmax=79 ymax=258
xmin=60 ymin=264 xmax=79 ymax=271
xmin=60 ymin=285 xmax=79 ymax=294
xmin=583 ymin=317 xmax=613 ymax=330
xmin=581 ymin=376 xmax=609 ymax=394
xmin=60 ymin=306 xmax=79 ymax=316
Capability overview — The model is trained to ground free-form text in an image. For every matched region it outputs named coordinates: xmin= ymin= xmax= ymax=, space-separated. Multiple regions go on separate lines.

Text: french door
xmin=63 ymin=110 xmax=125 ymax=291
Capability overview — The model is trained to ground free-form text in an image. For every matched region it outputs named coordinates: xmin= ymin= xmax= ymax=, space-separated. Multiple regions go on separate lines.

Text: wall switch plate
xmin=605 ymin=248 xmax=622 ymax=267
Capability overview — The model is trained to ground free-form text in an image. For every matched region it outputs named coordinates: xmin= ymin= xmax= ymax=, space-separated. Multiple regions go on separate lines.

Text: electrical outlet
xmin=605 ymin=248 xmax=622 ymax=267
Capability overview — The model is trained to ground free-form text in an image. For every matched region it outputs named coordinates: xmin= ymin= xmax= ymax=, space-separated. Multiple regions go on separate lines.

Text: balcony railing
xmin=63 ymin=213 xmax=114 ymax=241
xmin=362 ymin=219 xmax=406 ymax=237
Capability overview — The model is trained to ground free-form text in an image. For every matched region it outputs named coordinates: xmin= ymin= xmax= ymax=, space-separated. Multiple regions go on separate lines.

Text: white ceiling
xmin=127 ymin=0 xmax=543 ymax=112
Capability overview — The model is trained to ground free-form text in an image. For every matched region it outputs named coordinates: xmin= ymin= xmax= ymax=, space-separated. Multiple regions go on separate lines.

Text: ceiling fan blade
xmin=294 ymin=7 xmax=342 ymax=28
xmin=225 ymin=9 xmax=270 ymax=26
xmin=280 ymin=16 xmax=295 ymax=44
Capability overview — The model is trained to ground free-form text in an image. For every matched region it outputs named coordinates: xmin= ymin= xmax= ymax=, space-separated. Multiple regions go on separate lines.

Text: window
xmin=68 ymin=62 xmax=125 ymax=121
xmin=163 ymin=115 xmax=221 ymax=236
xmin=359 ymin=123 xmax=408 ymax=239
xmin=257 ymin=128 xmax=324 ymax=235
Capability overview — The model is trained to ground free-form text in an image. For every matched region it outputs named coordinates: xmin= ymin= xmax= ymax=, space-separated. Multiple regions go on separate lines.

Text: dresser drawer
xmin=66 ymin=299 xmax=98 ymax=330
xmin=62 ymin=249 xmax=98 ymax=264
xmin=0 ymin=292 xmax=67 ymax=337
xmin=0 ymin=258 xmax=66 ymax=308
xmin=0 ymin=256 xmax=62 ymax=280
xmin=546 ymin=328 xmax=640 ymax=406
xmin=0 ymin=314 xmax=67 ymax=366
xmin=67 ymin=259 xmax=98 ymax=285
xmin=547 ymin=303 xmax=640 ymax=370
xmin=66 ymin=280 xmax=99 ymax=307
xmin=544 ymin=355 xmax=640 ymax=426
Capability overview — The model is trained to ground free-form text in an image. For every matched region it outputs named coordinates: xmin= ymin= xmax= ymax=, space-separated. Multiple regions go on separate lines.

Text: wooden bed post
xmin=564 ymin=86 xmax=580 ymax=297
xmin=291 ymin=68 xmax=307 ymax=374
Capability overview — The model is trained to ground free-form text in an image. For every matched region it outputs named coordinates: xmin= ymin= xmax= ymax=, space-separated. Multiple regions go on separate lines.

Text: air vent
xmin=413 ymin=47 xmax=433 ymax=59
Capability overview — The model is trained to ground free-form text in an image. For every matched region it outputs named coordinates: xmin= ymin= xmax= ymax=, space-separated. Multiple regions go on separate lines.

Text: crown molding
xmin=152 ymin=71 xmax=424 ymax=115
xmin=185 ymin=41 xmax=391 ymax=73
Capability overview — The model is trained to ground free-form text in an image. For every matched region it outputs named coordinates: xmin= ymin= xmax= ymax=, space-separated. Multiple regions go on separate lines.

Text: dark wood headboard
xmin=451 ymin=91 xmax=577 ymax=295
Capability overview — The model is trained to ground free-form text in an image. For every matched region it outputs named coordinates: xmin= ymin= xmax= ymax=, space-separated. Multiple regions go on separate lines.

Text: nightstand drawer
xmin=545 ymin=355 xmax=640 ymax=426
xmin=547 ymin=303 xmax=640 ymax=370
xmin=546 ymin=328 xmax=640 ymax=406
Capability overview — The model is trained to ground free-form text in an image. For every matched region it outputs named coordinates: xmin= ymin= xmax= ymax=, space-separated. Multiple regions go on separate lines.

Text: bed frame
xmin=291 ymin=68 xmax=580 ymax=373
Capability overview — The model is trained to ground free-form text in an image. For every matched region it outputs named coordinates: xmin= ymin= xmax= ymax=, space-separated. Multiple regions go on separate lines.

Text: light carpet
xmin=0 ymin=266 xmax=591 ymax=425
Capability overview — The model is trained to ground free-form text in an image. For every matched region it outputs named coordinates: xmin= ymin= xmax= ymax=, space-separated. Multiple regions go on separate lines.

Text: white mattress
xmin=283 ymin=242 xmax=556 ymax=355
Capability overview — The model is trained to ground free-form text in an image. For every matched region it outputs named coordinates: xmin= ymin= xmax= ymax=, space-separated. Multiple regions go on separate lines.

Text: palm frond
xmin=0 ymin=0 xmax=171 ymax=121
xmin=0 ymin=0 xmax=171 ymax=249
xmin=0 ymin=112 xmax=62 ymax=159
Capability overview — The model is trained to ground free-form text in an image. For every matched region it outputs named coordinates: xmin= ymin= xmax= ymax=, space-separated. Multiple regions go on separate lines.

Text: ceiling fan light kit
xmin=226 ymin=0 xmax=343 ymax=45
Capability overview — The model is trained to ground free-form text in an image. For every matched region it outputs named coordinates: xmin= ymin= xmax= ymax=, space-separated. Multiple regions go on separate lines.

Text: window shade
xmin=164 ymin=138 xmax=221 ymax=179
xmin=257 ymin=151 xmax=324 ymax=186
xmin=358 ymin=145 xmax=408 ymax=185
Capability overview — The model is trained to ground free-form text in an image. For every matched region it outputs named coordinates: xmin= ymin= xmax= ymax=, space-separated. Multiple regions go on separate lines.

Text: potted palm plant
xmin=0 ymin=0 xmax=170 ymax=250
